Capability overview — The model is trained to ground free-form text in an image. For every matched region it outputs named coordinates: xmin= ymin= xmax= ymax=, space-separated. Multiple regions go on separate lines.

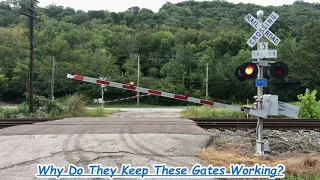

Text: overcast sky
xmin=33 ymin=0 xmax=320 ymax=12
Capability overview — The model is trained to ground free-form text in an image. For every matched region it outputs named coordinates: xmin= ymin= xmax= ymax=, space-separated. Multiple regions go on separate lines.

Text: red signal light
xmin=129 ymin=81 xmax=134 ymax=86
xmin=71 ymin=70 xmax=76 ymax=75
xmin=264 ymin=62 xmax=288 ymax=80
xmin=275 ymin=66 xmax=283 ymax=75
xmin=235 ymin=62 xmax=258 ymax=81
xmin=245 ymin=65 xmax=254 ymax=75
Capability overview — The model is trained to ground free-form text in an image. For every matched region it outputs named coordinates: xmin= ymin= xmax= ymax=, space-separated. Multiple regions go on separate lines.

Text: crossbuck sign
xmin=245 ymin=12 xmax=281 ymax=48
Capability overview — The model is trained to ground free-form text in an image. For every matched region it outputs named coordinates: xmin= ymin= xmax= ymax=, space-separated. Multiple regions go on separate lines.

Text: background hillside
xmin=0 ymin=0 xmax=319 ymax=105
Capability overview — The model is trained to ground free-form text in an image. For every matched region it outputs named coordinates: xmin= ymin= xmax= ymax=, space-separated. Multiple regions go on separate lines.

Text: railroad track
xmin=1 ymin=118 xmax=319 ymax=131
xmin=191 ymin=118 xmax=320 ymax=130
xmin=0 ymin=118 xmax=62 ymax=129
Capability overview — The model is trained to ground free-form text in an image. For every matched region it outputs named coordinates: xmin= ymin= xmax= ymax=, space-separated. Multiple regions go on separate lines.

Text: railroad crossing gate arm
xmin=67 ymin=74 xmax=242 ymax=111
xmin=278 ymin=101 xmax=300 ymax=119
xmin=243 ymin=108 xmax=268 ymax=118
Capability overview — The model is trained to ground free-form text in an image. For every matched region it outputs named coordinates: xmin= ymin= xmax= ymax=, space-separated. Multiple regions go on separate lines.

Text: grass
xmin=181 ymin=106 xmax=246 ymax=118
xmin=0 ymin=105 xmax=121 ymax=118
xmin=200 ymin=142 xmax=320 ymax=179
xmin=85 ymin=108 xmax=120 ymax=117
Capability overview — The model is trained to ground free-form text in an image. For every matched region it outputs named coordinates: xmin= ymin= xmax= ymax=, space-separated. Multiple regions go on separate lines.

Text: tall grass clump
xmin=181 ymin=106 xmax=245 ymax=118
xmin=87 ymin=106 xmax=105 ymax=117
xmin=63 ymin=94 xmax=86 ymax=117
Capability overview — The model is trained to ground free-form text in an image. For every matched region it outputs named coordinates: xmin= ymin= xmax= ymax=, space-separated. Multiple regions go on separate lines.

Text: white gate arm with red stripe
xmin=67 ymin=74 xmax=244 ymax=112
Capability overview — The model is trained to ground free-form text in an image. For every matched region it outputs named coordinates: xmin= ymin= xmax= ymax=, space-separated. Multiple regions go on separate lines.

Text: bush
xmin=1 ymin=108 xmax=19 ymax=118
xmin=18 ymin=103 xmax=28 ymax=115
xmin=297 ymin=89 xmax=320 ymax=118
xmin=45 ymin=101 xmax=63 ymax=117
xmin=63 ymin=94 xmax=86 ymax=117
xmin=28 ymin=94 xmax=49 ymax=111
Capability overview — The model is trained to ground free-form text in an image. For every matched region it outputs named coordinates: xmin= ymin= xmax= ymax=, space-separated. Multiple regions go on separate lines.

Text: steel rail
xmin=191 ymin=118 xmax=320 ymax=129
xmin=0 ymin=118 xmax=62 ymax=129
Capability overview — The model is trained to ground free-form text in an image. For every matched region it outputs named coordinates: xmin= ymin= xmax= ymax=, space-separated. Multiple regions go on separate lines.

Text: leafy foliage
xmin=0 ymin=0 xmax=320 ymax=105
xmin=297 ymin=89 xmax=320 ymax=118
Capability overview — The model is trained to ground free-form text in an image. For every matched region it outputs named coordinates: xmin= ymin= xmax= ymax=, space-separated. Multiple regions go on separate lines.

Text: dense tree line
xmin=0 ymin=0 xmax=319 ymax=105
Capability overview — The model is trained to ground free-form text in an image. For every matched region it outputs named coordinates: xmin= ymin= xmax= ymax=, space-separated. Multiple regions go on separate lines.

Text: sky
xmin=32 ymin=0 xmax=320 ymax=12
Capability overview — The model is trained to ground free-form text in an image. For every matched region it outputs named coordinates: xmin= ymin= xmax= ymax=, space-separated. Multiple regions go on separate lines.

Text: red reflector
xmin=97 ymin=80 xmax=110 ymax=85
xmin=148 ymin=90 xmax=161 ymax=95
xmin=200 ymin=100 xmax=214 ymax=106
xmin=123 ymin=84 xmax=136 ymax=90
xmin=73 ymin=75 xmax=84 ymax=81
xmin=174 ymin=95 xmax=187 ymax=101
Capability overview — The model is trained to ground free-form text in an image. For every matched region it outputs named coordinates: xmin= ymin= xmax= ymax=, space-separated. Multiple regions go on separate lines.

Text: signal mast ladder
xmin=67 ymin=74 xmax=299 ymax=118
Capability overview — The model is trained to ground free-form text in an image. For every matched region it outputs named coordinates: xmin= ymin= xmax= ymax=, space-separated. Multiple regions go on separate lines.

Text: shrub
xmin=24 ymin=95 xmax=64 ymax=117
xmin=1 ymin=108 xmax=19 ymax=118
xmin=29 ymin=94 xmax=49 ymax=111
xmin=45 ymin=101 xmax=63 ymax=117
xmin=18 ymin=103 xmax=28 ymax=115
xmin=63 ymin=94 xmax=86 ymax=117
xmin=297 ymin=89 xmax=320 ymax=118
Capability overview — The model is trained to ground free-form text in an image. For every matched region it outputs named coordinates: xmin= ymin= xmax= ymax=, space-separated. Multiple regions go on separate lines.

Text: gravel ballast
xmin=207 ymin=128 xmax=320 ymax=153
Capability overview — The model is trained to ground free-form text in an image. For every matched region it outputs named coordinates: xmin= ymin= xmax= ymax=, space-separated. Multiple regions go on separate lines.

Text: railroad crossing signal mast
xmin=235 ymin=10 xmax=296 ymax=156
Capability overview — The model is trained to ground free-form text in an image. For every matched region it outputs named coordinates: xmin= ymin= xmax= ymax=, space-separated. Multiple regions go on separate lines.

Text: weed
xmin=181 ymin=106 xmax=245 ymax=118
xmin=63 ymin=94 xmax=86 ymax=117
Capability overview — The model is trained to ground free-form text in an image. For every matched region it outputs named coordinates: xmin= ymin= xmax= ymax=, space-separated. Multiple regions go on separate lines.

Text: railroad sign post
xmin=245 ymin=10 xmax=283 ymax=156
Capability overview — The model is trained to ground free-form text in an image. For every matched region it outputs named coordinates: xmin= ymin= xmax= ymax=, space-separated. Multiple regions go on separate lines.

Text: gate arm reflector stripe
xmin=67 ymin=74 xmax=242 ymax=111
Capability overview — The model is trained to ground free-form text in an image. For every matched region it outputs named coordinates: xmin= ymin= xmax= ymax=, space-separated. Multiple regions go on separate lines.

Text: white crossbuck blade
xmin=245 ymin=11 xmax=281 ymax=48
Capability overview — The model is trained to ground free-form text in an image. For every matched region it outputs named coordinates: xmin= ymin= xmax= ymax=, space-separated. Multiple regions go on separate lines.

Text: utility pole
xmin=51 ymin=56 xmax=55 ymax=101
xmin=206 ymin=63 xmax=209 ymax=100
xmin=20 ymin=0 xmax=37 ymax=113
xmin=136 ymin=54 xmax=140 ymax=106
xmin=256 ymin=10 xmax=264 ymax=155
